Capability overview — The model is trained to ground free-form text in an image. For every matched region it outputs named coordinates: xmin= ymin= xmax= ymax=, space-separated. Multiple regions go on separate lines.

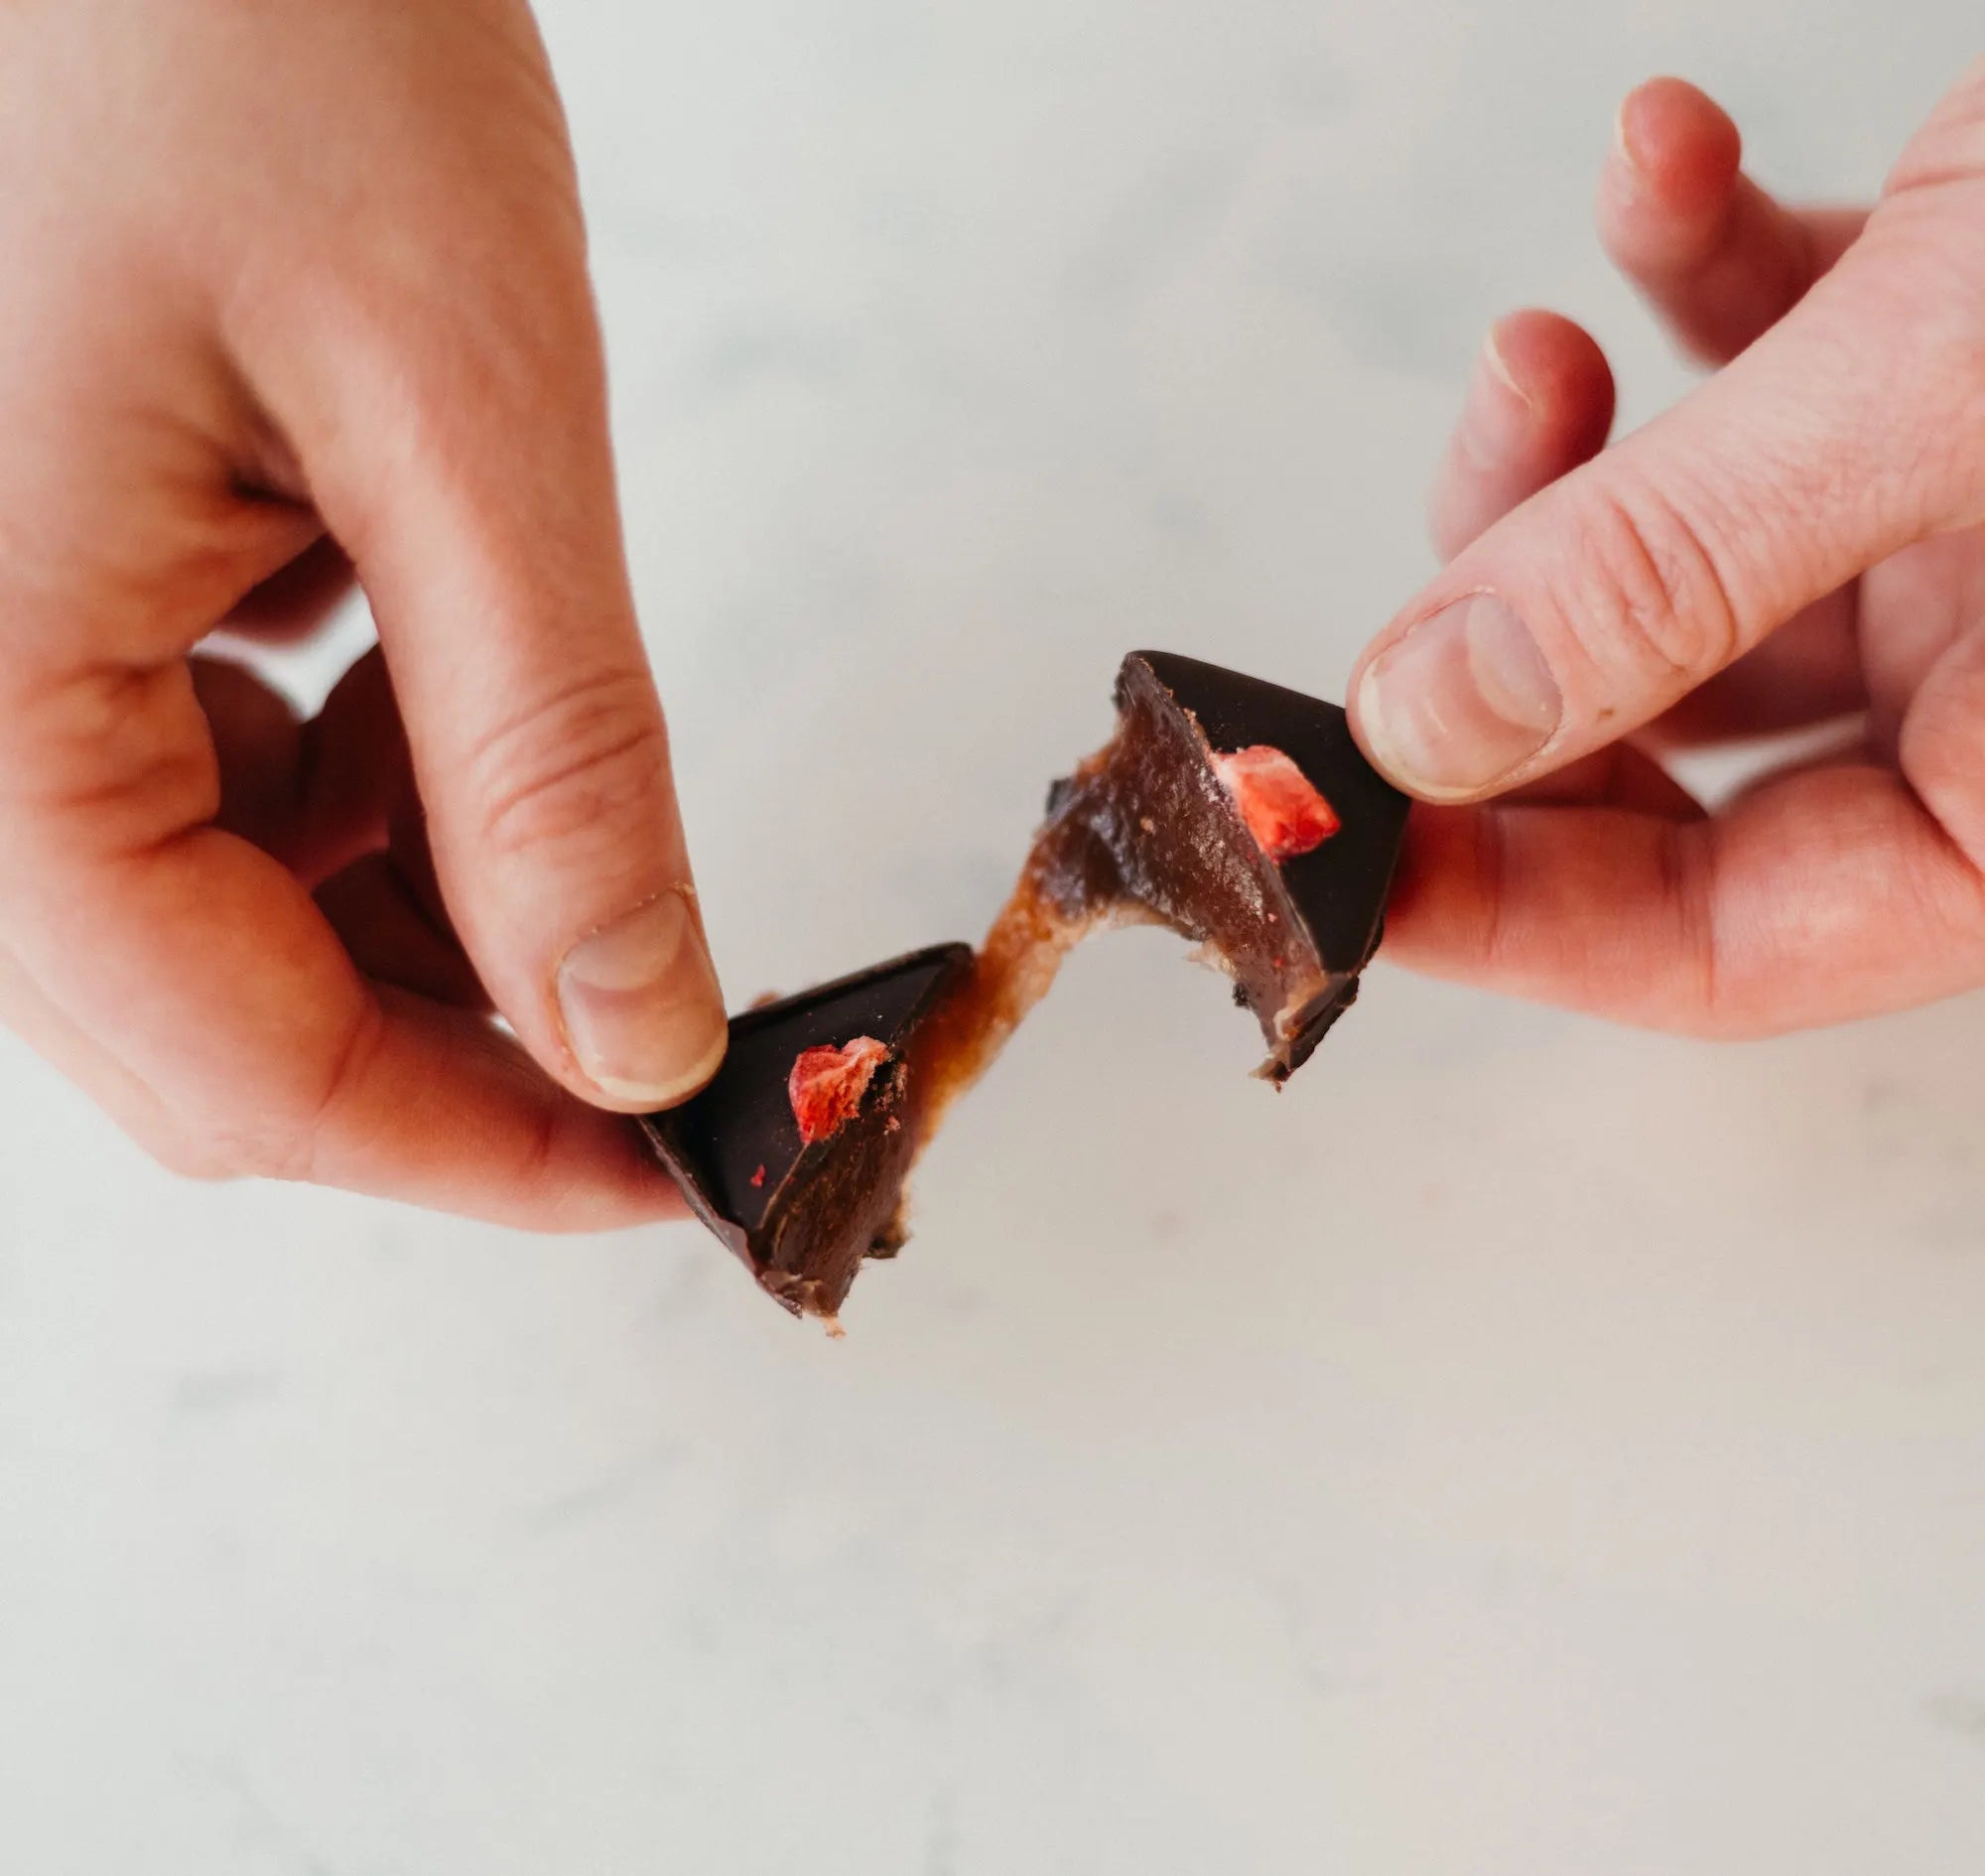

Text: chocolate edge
xmin=1125 ymin=649 xmax=1406 ymax=1075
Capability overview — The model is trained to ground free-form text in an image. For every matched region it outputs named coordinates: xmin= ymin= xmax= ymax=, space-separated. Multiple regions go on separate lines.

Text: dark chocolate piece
xmin=639 ymin=944 xmax=974 ymax=1322
xmin=1114 ymin=650 xmax=1409 ymax=1077
xmin=937 ymin=651 xmax=1409 ymax=1092
xmin=643 ymin=652 xmax=1407 ymax=1325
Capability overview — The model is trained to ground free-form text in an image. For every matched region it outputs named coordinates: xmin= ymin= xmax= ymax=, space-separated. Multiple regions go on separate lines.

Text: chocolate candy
xmin=922 ymin=650 xmax=1411 ymax=1108
xmin=638 ymin=944 xmax=974 ymax=1323
xmin=642 ymin=652 xmax=1408 ymax=1324
xmin=1087 ymin=650 xmax=1410 ymax=1080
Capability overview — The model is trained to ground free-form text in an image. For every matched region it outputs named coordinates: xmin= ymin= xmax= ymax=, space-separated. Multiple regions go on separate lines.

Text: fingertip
xmin=1614 ymin=76 xmax=1743 ymax=208
xmin=1485 ymin=310 xmax=1616 ymax=455
xmin=1599 ymin=76 xmax=1854 ymax=366
xmin=554 ymin=887 xmax=731 ymax=1115
xmin=1426 ymin=312 xmax=1615 ymax=562
xmin=1352 ymin=592 xmax=1562 ymax=803
xmin=584 ymin=1026 xmax=729 ymax=1117
xmin=1601 ymin=78 xmax=1745 ymax=279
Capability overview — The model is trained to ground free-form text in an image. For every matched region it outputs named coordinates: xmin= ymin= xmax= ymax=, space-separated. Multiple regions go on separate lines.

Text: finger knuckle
xmin=1557 ymin=477 xmax=1743 ymax=692
xmin=468 ymin=668 xmax=674 ymax=866
xmin=8 ymin=666 xmax=221 ymax=855
xmin=184 ymin=1003 xmax=390 ymax=1186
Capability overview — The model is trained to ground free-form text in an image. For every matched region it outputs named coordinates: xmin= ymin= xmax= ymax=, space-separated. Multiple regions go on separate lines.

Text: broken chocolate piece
xmin=639 ymin=944 xmax=973 ymax=1320
xmin=1118 ymin=650 xmax=1407 ymax=1076
xmin=644 ymin=652 xmax=1407 ymax=1325
xmin=927 ymin=650 xmax=1410 ymax=1102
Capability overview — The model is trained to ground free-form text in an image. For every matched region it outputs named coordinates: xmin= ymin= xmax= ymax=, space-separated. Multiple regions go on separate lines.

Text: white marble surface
xmin=4 ymin=4 xmax=1984 ymax=1871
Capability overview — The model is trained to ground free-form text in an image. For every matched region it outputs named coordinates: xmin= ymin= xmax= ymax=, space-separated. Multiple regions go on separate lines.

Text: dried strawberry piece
xmin=788 ymin=1036 xmax=892 ymax=1144
xmin=1210 ymin=744 xmax=1340 ymax=862
xmin=749 ymin=1164 xmax=767 ymax=1189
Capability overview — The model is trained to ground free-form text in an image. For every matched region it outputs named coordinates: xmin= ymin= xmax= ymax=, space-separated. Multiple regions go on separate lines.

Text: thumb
xmin=234 ymin=202 xmax=727 ymax=1114
xmin=1350 ymin=208 xmax=1985 ymax=802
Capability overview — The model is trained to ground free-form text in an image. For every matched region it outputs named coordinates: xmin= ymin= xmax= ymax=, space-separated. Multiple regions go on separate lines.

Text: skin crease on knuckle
xmin=1547 ymin=471 xmax=1746 ymax=710
xmin=460 ymin=667 xmax=676 ymax=872
xmin=7 ymin=665 xmax=221 ymax=859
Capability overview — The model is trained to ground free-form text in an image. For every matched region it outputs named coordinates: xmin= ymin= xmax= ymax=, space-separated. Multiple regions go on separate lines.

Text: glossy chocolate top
xmin=642 ymin=943 xmax=973 ymax=1243
xmin=1130 ymin=651 xmax=1408 ymax=979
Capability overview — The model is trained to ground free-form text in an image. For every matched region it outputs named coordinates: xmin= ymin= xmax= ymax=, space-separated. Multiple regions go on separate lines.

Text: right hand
xmin=1353 ymin=67 xmax=1985 ymax=1037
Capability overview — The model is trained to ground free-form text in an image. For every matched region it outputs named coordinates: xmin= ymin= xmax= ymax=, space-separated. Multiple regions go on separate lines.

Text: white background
xmin=4 ymin=4 xmax=1983 ymax=1871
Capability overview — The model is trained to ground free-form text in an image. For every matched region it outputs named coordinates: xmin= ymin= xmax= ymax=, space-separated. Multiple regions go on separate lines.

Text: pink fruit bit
xmin=788 ymin=1036 xmax=892 ymax=1144
xmin=1210 ymin=745 xmax=1340 ymax=862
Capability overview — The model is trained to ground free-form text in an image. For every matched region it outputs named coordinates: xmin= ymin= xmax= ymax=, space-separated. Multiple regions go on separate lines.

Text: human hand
xmin=1352 ymin=68 xmax=1985 ymax=1036
xmin=0 ymin=0 xmax=727 ymax=1227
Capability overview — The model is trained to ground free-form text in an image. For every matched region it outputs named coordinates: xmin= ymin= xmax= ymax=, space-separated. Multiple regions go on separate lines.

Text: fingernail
xmin=1480 ymin=328 xmax=1529 ymax=405
xmin=1357 ymin=594 xmax=1562 ymax=799
xmin=1611 ymin=96 xmax=1650 ymax=182
xmin=1455 ymin=330 xmax=1533 ymax=468
xmin=557 ymin=888 xmax=728 ymax=1107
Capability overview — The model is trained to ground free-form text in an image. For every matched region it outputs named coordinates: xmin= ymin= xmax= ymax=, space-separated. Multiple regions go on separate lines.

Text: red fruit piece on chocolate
xmin=1210 ymin=744 xmax=1341 ymax=862
xmin=788 ymin=1036 xmax=892 ymax=1144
